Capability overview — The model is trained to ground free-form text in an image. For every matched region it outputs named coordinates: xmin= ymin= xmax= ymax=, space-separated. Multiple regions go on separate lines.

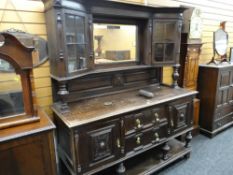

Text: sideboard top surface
xmin=53 ymin=86 xmax=197 ymax=128
xmin=199 ymin=63 xmax=233 ymax=68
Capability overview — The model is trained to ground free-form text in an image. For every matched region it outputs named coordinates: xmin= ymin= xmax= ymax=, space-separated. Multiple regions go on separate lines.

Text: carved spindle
xmin=185 ymin=131 xmax=192 ymax=148
xmin=116 ymin=163 xmax=126 ymax=175
xmin=57 ymin=81 xmax=69 ymax=113
xmin=162 ymin=142 xmax=170 ymax=160
xmin=172 ymin=64 xmax=180 ymax=88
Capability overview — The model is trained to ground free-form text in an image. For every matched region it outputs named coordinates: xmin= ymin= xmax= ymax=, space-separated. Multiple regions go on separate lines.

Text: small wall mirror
xmin=0 ymin=59 xmax=24 ymax=118
xmin=93 ymin=23 xmax=137 ymax=64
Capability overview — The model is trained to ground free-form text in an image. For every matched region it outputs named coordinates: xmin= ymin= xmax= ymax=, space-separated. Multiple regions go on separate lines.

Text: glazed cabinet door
xmin=76 ymin=119 xmax=121 ymax=173
xmin=152 ymin=14 xmax=182 ymax=65
xmin=63 ymin=9 xmax=91 ymax=75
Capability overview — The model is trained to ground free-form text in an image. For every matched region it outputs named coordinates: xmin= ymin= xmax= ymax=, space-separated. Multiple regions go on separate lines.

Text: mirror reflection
xmin=0 ymin=59 xmax=24 ymax=118
xmin=214 ymin=29 xmax=228 ymax=56
xmin=93 ymin=23 xmax=137 ymax=64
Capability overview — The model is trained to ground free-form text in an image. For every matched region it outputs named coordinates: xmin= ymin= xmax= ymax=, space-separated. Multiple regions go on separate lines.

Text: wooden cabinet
xmin=198 ymin=64 xmax=233 ymax=137
xmin=0 ymin=110 xmax=57 ymax=175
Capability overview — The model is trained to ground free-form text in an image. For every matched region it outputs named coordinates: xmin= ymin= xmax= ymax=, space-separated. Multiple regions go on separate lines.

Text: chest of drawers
xmin=198 ymin=64 xmax=233 ymax=137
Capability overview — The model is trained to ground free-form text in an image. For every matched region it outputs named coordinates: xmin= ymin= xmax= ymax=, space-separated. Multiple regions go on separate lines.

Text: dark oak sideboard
xmin=42 ymin=0 xmax=197 ymax=174
xmin=53 ymin=86 xmax=196 ymax=175
xmin=198 ymin=64 xmax=233 ymax=137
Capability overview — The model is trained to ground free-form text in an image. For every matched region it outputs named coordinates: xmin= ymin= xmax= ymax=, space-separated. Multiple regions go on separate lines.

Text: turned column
xmin=57 ymin=81 xmax=69 ymax=113
xmin=162 ymin=142 xmax=170 ymax=160
xmin=116 ymin=162 xmax=126 ymax=175
xmin=185 ymin=131 xmax=192 ymax=148
xmin=172 ymin=64 xmax=180 ymax=88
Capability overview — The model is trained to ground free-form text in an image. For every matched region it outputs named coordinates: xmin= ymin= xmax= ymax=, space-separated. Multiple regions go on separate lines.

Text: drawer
xmin=124 ymin=110 xmax=153 ymax=135
xmin=124 ymin=125 xmax=167 ymax=155
xmin=215 ymin=105 xmax=233 ymax=121
xmin=214 ymin=114 xmax=233 ymax=130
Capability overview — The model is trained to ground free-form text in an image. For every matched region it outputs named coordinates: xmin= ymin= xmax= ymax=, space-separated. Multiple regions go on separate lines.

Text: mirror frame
xmin=214 ymin=28 xmax=228 ymax=57
xmin=0 ymin=32 xmax=39 ymax=129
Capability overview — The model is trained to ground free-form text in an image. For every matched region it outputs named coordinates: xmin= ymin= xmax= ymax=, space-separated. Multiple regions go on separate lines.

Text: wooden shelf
xmin=97 ymin=139 xmax=191 ymax=175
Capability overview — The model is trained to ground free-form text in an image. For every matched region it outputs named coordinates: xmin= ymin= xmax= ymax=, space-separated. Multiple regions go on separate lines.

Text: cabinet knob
xmin=180 ymin=113 xmax=185 ymax=119
xmin=100 ymin=141 xmax=105 ymax=148
xmin=136 ymin=119 xmax=142 ymax=129
xmin=154 ymin=113 xmax=160 ymax=122
xmin=136 ymin=136 xmax=141 ymax=145
xmin=154 ymin=132 xmax=160 ymax=141
xmin=116 ymin=138 xmax=121 ymax=148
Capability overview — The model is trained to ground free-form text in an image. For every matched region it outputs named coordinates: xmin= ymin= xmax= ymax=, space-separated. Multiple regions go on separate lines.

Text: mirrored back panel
xmin=93 ymin=23 xmax=137 ymax=64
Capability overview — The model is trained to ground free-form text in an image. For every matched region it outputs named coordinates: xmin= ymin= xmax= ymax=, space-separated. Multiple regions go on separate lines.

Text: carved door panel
xmin=167 ymin=99 xmax=192 ymax=135
xmin=77 ymin=119 xmax=121 ymax=172
xmin=217 ymin=70 xmax=232 ymax=107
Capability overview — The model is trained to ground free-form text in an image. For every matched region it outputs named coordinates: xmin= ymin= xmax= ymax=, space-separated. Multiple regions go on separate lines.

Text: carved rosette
xmin=112 ymin=74 xmax=125 ymax=87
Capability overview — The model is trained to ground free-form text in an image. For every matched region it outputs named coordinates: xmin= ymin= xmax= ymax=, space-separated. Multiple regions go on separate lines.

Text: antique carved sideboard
xmin=43 ymin=0 xmax=197 ymax=174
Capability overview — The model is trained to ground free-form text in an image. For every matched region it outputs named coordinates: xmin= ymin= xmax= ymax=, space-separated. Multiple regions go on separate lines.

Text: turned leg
xmin=116 ymin=162 xmax=126 ymax=175
xmin=162 ymin=142 xmax=170 ymax=160
xmin=172 ymin=64 xmax=180 ymax=89
xmin=185 ymin=131 xmax=192 ymax=148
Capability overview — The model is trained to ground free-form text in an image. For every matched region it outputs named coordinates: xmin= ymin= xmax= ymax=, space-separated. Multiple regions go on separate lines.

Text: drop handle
xmin=136 ymin=136 xmax=141 ymax=145
xmin=170 ymin=120 xmax=174 ymax=127
xmin=154 ymin=113 xmax=160 ymax=122
xmin=136 ymin=119 xmax=142 ymax=129
xmin=154 ymin=132 xmax=160 ymax=141
xmin=116 ymin=138 xmax=121 ymax=148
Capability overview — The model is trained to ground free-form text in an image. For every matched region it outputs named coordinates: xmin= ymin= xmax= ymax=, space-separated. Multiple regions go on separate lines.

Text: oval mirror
xmin=214 ymin=28 xmax=228 ymax=56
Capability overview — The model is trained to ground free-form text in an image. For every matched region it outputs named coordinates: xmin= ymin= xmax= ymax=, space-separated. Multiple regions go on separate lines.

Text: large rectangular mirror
xmin=93 ymin=23 xmax=137 ymax=64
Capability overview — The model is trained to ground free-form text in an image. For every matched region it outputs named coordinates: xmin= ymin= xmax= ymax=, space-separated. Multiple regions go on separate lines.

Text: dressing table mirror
xmin=0 ymin=29 xmax=49 ymax=130
xmin=208 ymin=21 xmax=229 ymax=64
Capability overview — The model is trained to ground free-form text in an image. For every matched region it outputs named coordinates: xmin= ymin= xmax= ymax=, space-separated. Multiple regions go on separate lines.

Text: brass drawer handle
xmin=136 ymin=119 xmax=142 ymax=129
xmin=171 ymin=120 xmax=174 ymax=127
xmin=154 ymin=132 xmax=160 ymax=141
xmin=136 ymin=136 xmax=141 ymax=145
xmin=116 ymin=138 xmax=121 ymax=148
xmin=154 ymin=113 xmax=160 ymax=122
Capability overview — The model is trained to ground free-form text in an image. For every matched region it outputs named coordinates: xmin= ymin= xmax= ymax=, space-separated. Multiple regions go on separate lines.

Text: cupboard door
xmin=77 ymin=119 xmax=121 ymax=172
xmin=217 ymin=70 xmax=232 ymax=107
xmin=167 ymin=99 xmax=192 ymax=134
xmin=63 ymin=10 xmax=90 ymax=74
xmin=152 ymin=19 xmax=181 ymax=64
